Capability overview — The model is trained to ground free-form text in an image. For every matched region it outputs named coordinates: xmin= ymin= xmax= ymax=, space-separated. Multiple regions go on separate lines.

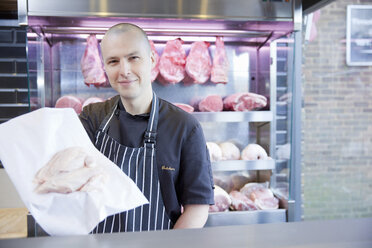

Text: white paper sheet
xmin=0 ymin=108 xmax=149 ymax=236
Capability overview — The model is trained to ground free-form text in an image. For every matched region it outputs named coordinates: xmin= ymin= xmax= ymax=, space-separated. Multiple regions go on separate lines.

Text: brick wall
xmin=302 ymin=0 xmax=372 ymax=220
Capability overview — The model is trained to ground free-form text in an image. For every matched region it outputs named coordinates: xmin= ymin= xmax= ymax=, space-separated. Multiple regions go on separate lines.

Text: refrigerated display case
xmin=23 ymin=0 xmax=302 ymax=230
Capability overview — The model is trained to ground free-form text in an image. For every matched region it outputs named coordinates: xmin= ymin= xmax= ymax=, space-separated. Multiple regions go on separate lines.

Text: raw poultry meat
xmin=206 ymin=142 xmax=222 ymax=162
xmin=55 ymin=95 xmax=83 ymax=114
xmin=240 ymin=182 xmax=279 ymax=210
xmin=149 ymin=40 xmax=160 ymax=82
xmin=82 ymin=97 xmax=104 ymax=110
xmin=219 ymin=142 xmax=240 ymax=160
xmin=185 ymin=41 xmax=212 ymax=84
xmin=255 ymin=197 xmax=279 ymax=210
xmin=240 ymin=183 xmax=266 ymax=199
xmin=173 ymin=103 xmax=194 ymax=113
xmin=229 ymin=190 xmax=258 ymax=211
xmin=211 ymin=37 xmax=229 ymax=84
xmin=80 ymin=35 xmax=107 ymax=87
xmin=34 ymin=147 xmax=107 ymax=194
xmin=209 ymin=185 xmax=231 ymax=212
xmin=158 ymin=38 xmax=186 ymax=84
xmin=241 ymin=144 xmax=268 ymax=160
xmin=223 ymin=92 xmax=267 ymax=111
xmin=198 ymin=95 xmax=223 ymax=112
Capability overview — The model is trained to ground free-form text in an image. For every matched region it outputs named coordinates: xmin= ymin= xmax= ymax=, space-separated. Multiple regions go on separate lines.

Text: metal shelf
xmin=212 ymin=159 xmax=275 ymax=171
xmin=192 ymin=111 xmax=273 ymax=123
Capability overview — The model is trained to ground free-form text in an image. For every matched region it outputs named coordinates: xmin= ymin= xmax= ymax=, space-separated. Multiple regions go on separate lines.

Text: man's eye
xmin=130 ymin=56 xmax=139 ymax=60
xmin=107 ymin=60 xmax=117 ymax=65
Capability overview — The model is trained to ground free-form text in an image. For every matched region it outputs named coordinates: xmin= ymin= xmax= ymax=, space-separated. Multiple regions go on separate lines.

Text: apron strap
xmin=96 ymin=93 xmax=159 ymax=147
xmin=144 ymin=92 xmax=159 ymax=146
xmin=98 ymin=97 xmax=120 ymax=133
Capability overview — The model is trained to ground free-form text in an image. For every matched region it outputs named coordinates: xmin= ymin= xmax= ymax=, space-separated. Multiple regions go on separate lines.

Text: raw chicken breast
xmin=34 ymin=147 xmax=107 ymax=194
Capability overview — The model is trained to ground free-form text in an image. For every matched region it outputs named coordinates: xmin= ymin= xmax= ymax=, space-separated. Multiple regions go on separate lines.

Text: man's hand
xmin=173 ymin=204 xmax=209 ymax=229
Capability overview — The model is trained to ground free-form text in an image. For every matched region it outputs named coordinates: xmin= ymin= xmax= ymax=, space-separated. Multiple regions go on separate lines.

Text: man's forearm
xmin=173 ymin=204 xmax=209 ymax=229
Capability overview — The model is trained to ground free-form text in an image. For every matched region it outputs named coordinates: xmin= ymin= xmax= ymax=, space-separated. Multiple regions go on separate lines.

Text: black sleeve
xmin=79 ymin=108 xmax=97 ymax=143
xmin=178 ymin=123 xmax=215 ymax=205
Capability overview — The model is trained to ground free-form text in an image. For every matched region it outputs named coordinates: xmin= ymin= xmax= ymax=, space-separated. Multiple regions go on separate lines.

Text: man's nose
xmin=119 ymin=60 xmax=130 ymax=76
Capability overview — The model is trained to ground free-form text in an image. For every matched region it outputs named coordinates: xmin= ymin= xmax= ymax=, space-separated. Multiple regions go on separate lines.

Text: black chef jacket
xmin=79 ymin=95 xmax=214 ymax=224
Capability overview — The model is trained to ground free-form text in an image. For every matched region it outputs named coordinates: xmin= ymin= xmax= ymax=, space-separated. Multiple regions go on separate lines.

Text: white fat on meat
xmin=206 ymin=142 xmax=222 ymax=162
xmin=209 ymin=185 xmax=231 ymax=212
xmin=241 ymin=144 xmax=268 ymax=160
xmin=34 ymin=146 xmax=108 ymax=194
xmin=219 ymin=142 xmax=240 ymax=160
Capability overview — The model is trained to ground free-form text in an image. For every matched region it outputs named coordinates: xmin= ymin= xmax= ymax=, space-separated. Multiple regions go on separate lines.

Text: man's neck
xmin=120 ymin=93 xmax=153 ymax=116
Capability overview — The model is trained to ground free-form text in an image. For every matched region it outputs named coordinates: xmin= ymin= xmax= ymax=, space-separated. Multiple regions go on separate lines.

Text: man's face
xmin=101 ymin=30 xmax=155 ymax=102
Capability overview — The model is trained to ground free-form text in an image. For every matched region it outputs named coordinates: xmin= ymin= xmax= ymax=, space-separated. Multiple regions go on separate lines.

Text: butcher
xmin=79 ymin=23 xmax=214 ymax=233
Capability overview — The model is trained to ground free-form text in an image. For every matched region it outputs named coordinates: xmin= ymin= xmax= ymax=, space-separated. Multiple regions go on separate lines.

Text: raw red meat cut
xmin=158 ymin=38 xmax=186 ymax=84
xmin=173 ymin=103 xmax=194 ymax=113
xmin=149 ymin=40 xmax=160 ymax=82
xmin=82 ymin=97 xmax=104 ymax=110
xmin=55 ymin=95 xmax=83 ymax=114
xmin=198 ymin=95 xmax=223 ymax=112
xmin=229 ymin=190 xmax=258 ymax=211
xmin=209 ymin=186 xmax=231 ymax=212
xmin=80 ymin=35 xmax=107 ymax=87
xmin=185 ymin=41 xmax=212 ymax=84
xmin=211 ymin=37 xmax=229 ymax=84
xmin=223 ymin=92 xmax=267 ymax=111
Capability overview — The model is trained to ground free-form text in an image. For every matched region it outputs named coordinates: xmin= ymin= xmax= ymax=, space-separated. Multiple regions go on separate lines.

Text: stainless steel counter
xmin=1 ymin=218 xmax=371 ymax=248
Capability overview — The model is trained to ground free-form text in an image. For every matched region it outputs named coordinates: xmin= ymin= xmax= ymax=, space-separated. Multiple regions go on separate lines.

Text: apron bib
xmin=91 ymin=93 xmax=172 ymax=233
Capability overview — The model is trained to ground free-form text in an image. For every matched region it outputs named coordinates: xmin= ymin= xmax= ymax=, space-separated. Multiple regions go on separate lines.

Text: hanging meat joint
xmin=211 ymin=36 xmax=229 ymax=84
xmin=80 ymin=34 xmax=108 ymax=87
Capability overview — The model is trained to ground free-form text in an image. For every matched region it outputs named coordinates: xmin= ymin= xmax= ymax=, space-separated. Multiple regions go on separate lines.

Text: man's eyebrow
xmin=104 ymin=56 xmax=118 ymax=62
xmin=125 ymin=51 xmax=140 ymax=57
xmin=104 ymin=51 xmax=141 ymax=63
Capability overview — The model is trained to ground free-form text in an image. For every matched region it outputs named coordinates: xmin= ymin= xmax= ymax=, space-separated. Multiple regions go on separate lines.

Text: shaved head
xmin=102 ymin=23 xmax=151 ymax=53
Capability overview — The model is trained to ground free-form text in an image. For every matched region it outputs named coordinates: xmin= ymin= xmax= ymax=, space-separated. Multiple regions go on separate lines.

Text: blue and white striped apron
xmin=91 ymin=93 xmax=173 ymax=233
